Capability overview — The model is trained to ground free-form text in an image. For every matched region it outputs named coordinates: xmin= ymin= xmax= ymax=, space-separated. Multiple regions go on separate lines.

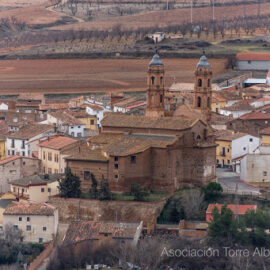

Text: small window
xmin=160 ymin=94 xmax=163 ymax=103
xmin=197 ymin=97 xmax=201 ymax=108
xmin=23 ymin=162 xmax=25 ymax=165
xmin=41 ymin=188 xmax=45 ymax=193
xmin=198 ymin=79 xmax=202 ymax=87
xmin=90 ymin=120 xmax=94 ymax=125
xmin=227 ymin=160 xmax=230 ymax=164
xmin=249 ymin=138 xmax=253 ymax=142
xmin=84 ymin=171 xmax=91 ymax=180
xmin=114 ymin=163 xmax=119 ymax=169
xmin=114 ymin=174 xmax=118 ymax=179
xmin=151 ymin=76 xmax=155 ymax=85
xmin=130 ymin=155 xmax=136 ymax=164
xmin=227 ymin=148 xmax=230 ymax=153
xmin=263 ymin=171 xmax=267 ymax=176
xmin=19 ymin=217 xmax=22 ymax=221
xmin=27 ymin=217 xmax=30 ymax=222
xmin=26 ymin=225 xmax=31 ymax=231
xmin=14 ymin=225 xmax=18 ymax=230
xmin=248 ymin=60 xmax=251 ymax=64
xmin=39 ymin=238 xmax=43 ymax=243
xmin=243 ymin=147 xmax=246 ymax=151
xmin=22 ymin=151 xmax=25 ymax=156
xmin=43 ymin=227 xmax=47 ymax=231
xmin=114 ymin=156 xmax=118 ymax=162
xmin=48 ymin=188 xmax=51 ymax=193
xmin=216 ymin=159 xmax=219 ymax=164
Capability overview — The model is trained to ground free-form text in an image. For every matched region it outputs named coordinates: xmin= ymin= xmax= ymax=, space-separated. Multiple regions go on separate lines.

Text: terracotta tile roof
xmin=39 ymin=136 xmax=77 ymax=150
xmin=260 ymin=126 xmax=270 ymax=135
xmin=87 ymin=133 xmax=122 ymax=145
xmin=240 ymin=111 xmax=270 ymax=120
xmin=65 ymin=147 xmax=109 ymax=162
xmin=105 ymin=134 xmax=177 ymax=156
xmin=49 ymin=110 xmax=83 ymax=126
xmin=8 ymin=123 xmax=54 ymax=140
xmin=64 ymin=221 xmax=138 ymax=245
xmin=217 ymin=90 xmax=241 ymax=101
xmin=4 ymin=201 xmax=56 ymax=216
xmin=206 ymin=204 xmax=257 ymax=215
xmin=10 ymin=173 xmax=63 ymax=187
xmin=39 ymin=103 xmax=69 ymax=111
xmin=210 ymin=113 xmax=233 ymax=125
xmin=215 ymin=129 xmax=250 ymax=141
xmin=101 ymin=113 xmax=197 ymax=131
xmin=87 ymin=104 xmax=103 ymax=111
xmin=221 ymin=100 xmax=254 ymax=111
xmin=212 ymin=93 xmax=226 ymax=103
xmin=0 ymin=120 xmax=8 ymax=135
xmin=237 ymin=53 xmax=270 ymax=61
xmin=0 ymin=155 xmax=20 ymax=165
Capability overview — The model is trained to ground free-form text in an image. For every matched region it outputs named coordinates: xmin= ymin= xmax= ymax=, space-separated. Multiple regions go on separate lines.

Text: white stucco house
xmin=6 ymin=123 xmax=55 ymax=157
xmin=236 ymin=53 xmax=270 ymax=70
xmin=85 ymin=104 xmax=110 ymax=129
xmin=0 ymin=102 xmax=8 ymax=111
xmin=3 ymin=201 xmax=58 ymax=243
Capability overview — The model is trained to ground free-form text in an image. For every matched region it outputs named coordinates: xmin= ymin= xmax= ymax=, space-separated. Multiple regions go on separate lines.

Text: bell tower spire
xmin=193 ymin=51 xmax=212 ymax=121
xmin=145 ymin=50 xmax=165 ymax=117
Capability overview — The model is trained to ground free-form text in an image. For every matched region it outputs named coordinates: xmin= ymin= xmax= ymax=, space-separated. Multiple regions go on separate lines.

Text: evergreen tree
xmin=58 ymin=167 xmax=81 ymax=198
xmin=89 ymin=173 xmax=98 ymax=199
xmin=98 ymin=175 xmax=111 ymax=200
xmin=130 ymin=183 xmax=149 ymax=201
xmin=202 ymin=182 xmax=223 ymax=201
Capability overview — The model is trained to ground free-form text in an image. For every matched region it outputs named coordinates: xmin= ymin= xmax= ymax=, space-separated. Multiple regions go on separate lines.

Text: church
xmin=66 ymin=53 xmax=217 ymax=193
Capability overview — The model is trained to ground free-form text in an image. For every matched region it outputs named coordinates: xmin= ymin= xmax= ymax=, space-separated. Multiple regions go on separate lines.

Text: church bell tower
xmin=145 ymin=51 xmax=165 ymax=117
xmin=193 ymin=51 xmax=212 ymax=121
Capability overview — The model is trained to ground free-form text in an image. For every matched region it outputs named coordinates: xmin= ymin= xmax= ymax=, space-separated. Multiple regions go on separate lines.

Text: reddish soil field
xmin=53 ymin=3 xmax=270 ymax=31
xmin=0 ymin=58 xmax=226 ymax=95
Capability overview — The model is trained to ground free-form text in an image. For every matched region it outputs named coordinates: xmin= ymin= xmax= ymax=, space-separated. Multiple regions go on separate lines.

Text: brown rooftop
xmin=8 ymin=123 xmax=54 ymax=140
xmin=49 ymin=110 xmax=83 ymax=126
xmin=39 ymin=136 xmax=77 ymax=150
xmin=4 ymin=201 xmax=56 ymax=216
xmin=101 ymin=113 xmax=197 ymax=131
xmin=215 ymin=129 xmax=250 ymax=141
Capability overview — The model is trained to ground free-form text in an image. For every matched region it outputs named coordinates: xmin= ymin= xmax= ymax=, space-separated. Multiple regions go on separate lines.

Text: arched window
xmin=196 ymin=135 xmax=201 ymax=141
xmin=151 ymin=76 xmax=155 ymax=85
xmin=197 ymin=96 xmax=201 ymax=108
xmin=160 ymin=94 xmax=163 ymax=103
xmin=208 ymin=79 xmax=211 ymax=87
xmin=207 ymin=97 xmax=210 ymax=108
xmin=160 ymin=76 xmax=163 ymax=85
xmin=198 ymin=79 xmax=202 ymax=87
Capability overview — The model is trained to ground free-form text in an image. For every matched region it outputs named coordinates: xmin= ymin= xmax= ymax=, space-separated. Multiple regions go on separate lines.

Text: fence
xmin=222 ymin=188 xmax=264 ymax=199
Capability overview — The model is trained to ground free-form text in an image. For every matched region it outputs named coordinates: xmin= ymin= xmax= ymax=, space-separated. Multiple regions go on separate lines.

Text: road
xmin=217 ymin=168 xmax=261 ymax=196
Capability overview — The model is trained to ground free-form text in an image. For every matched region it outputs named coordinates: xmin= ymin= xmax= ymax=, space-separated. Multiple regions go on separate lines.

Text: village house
xmin=85 ymin=103 xmax=110 ymax=129
xmin=211 ymin=93 xmax=227 ymax=113
xmin=0 ymin=135 xmax=5 ymax=160
xmin=38 ymin=103 xmax=69 ymax=116
xmin=38 ymin=136 xmax=79 ymax=174
xmin=206 ymin=204 xmax=257 ymax=222
xmin=9 ymin=173 xmax=61 ymax=202
xmin=6 ymin=123 xmax=55 ymax=158
xmin=227 ymin=111 xmax=270 ymax=136
xmin=3 ymin=201 xmax=58 ymax=243
xmin=15 ymin=93 xmax=44 ymax=114
xmin=63 ymin=220 xmax=143 ymax=247
xmin=236 ymin=53 xmax=270 ymax=70
xmin=0 ymin=156 xmax=40 ymax=193
xmin=215 ymin=130 xmax=260 ymax=171
xmin=66 ymin=53 xmax=217 ymax=193
xmin=46 ymin=110 xmax=85 ymax=138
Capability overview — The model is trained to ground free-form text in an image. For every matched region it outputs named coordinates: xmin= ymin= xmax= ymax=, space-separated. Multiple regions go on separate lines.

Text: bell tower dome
xmin=145 ymin=51 xmax=165 ymax=117
xmin=193 ymin=51 xmax=212 ymax=121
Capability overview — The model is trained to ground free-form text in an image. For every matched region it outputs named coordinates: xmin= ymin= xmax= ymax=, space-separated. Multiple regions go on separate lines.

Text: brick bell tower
xmin=145 ymin=51 xmax=165 ymax=117
xmin=193 ymin=51 xmax=212 ymax=121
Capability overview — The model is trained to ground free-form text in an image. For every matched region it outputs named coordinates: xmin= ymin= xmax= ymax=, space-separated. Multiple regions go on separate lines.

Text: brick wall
xmin=49 ymin=197 xmax=166 ymax=226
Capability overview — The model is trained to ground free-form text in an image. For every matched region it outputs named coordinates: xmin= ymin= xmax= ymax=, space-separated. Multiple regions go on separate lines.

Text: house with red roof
xmin=206 ymin=204 xmax=257 ymax=222
xmin=0 ymin=156 xmax=40 ymax=193
xmin=236 ymin=53 xmax=270 ymax=70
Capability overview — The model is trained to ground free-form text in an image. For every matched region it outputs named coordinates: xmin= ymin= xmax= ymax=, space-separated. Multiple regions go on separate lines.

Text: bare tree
xmin=180 ymin=189 xmax=205 ymax=220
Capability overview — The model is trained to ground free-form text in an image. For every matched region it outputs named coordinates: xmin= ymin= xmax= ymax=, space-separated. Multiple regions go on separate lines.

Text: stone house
xmin=0 ymin=156 xmax=40 ymax=193
xmin=10 ymin=174 xmax=62 ymax=202
xmin=38 ymin=136 xmax=79 ymax=174
xmin=3 ymin=201 xmax=58 ymax=243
